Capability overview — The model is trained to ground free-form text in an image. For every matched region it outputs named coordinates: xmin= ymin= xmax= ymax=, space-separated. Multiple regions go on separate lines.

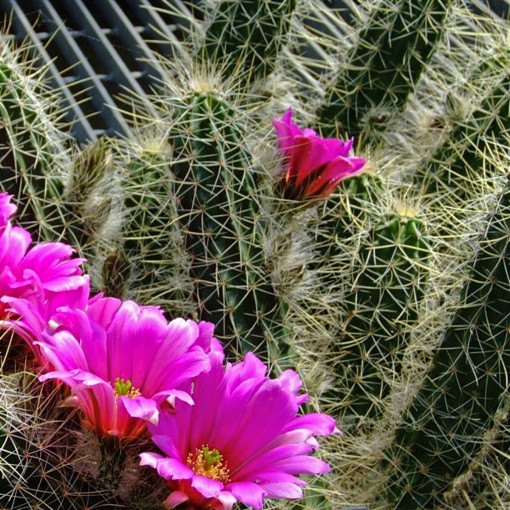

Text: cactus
xmin=201 ymin=0 xmax=298 ymax=88
xmin=0 ymin=39 xmax=72 ymax=243
xmin=106 ymin=136 xmax=195 ymax=316
xmin=333 ymin=209 xmax=430 ymax=426
xmin=317 ymin=0 xmax=450 ymax=140
xmin=1 ymin=0 xmax=509 ymax=509
xmin=417 ymin=57 xmax=510 ymax=199
xmin=0 ymin=369 xmax=169 ymax=509
xmin=169 ymin=87 xmax=296 ymax=369
xmin=383 ymin=176 xmax=510 ymax=509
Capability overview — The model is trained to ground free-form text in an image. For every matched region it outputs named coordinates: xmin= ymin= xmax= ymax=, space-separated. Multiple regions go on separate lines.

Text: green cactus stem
xmin=0 ymin=47 xmax=71 ymax=243
xmin=171 ymin=89 xmax=295 ymax=369
xmin=419 ymin=62 xmax=510 ymax=200
xmin=315 ymin=172 xmax=384 ymax=265
xmin=384 ymin=176 xmax=510 ymax=509
xmin=317 ymin=0 xmax=449 ymax=140
xmin=335 ymin=210 xmax=430 ymax=425
xmin=202 ymin=0 xmax=297 ymax=88
xmin=115 ymin=139 xmax=194 ymax=315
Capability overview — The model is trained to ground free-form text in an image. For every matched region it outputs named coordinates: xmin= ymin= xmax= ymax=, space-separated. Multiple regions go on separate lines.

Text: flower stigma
xmin=114 ymin=377 xmax=142 ymax=399
xmin=187 ymin=445 xmax=230 ymax=483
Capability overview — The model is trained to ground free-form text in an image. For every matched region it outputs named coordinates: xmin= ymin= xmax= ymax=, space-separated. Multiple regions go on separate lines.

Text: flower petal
xmin=191 ymin=475 xmax=223 ymax=498
xmin=163 ymin=490 xmax=189 ymax=509
xmin=227 ymin=482 xmax=267 ymax=509
xmin=118 ymin=395 xmax=159 ymax=425
xmin=260 ymin=482 xmax=303 ymax=499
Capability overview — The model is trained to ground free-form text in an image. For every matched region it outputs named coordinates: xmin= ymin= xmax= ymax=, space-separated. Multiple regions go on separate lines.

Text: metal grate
xmin=0 ymin=0 xmax=198 ymax=142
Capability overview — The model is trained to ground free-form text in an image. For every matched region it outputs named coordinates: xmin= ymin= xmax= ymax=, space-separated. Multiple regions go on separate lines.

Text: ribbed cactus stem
xmin=316 ymin=172 xmax=384 ymax=262
xmin=172 ymin=90 xmax=295 ymax=368
xmin=421 ymin=63 xmax=510 ymax=198
xmin=202 ymin=0 xmax=297 ymax=87
xmin=117 ymin=141 xmax=192 ymax=315
xmin=384 ymin=177 xmax=510 ymax=509
xmin=317 ymin=0 xmax=449 ymax=139
xmin=101 ymin=248 xmax=132 ymax=299
xmin=337 ymin=211 xmax=430 ymax=423
xmin=0 ymin=59 xmax=68 ymax=241
xmin=65 ymin=137 xmax=115 ymax=247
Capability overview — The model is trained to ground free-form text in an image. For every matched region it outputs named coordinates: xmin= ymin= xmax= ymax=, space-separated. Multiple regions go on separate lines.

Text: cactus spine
xmin=112 ymin=137 xmax=194 ymax=316
xmin=1 ymin=1 xmax=509 ymax=509
xmin=0 ymin=42 xmax=71 ymax=243
xmin=336 ymin=210 xmax=430 ymax=424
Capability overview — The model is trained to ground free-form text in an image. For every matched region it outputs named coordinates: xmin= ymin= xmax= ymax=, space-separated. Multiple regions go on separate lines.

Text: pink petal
xmin=271 ymin=455 xmax=331 ymax=475
xmin=217 ymin=491 xmax=237 ymax=510
xmin=118 ymin=395 xmax=159 ymax=425
xmin=155 ymin=457 xmax=194 ymax=480
xmin=232 ymin=443 xmax=316 ymax=481
xmin=153 ymin=388 xmax=194 ymax=408
xmin=143 ymin=350 xmax=210 ymax=395
xmin=0 ymin=224 xmax=30 ymax=268
xmin=163 ymin=491 xmax=189 ymax=509
xmin=227 ymin=482 xmax=267 ymax=509
xmin=226 ymin=380 xmax=299 ymax=468
xmin=283 ymin=413 xmax=339 ymax=436
xmin=191 ymin=475 xmax=223 ymax=498
xmin=0 ymin=193 xmax=17 ymax=225
xmin=139 ymin=451 xmax=165 ymax=469
xmin=260 ymin=482 xmax=303 ymax=499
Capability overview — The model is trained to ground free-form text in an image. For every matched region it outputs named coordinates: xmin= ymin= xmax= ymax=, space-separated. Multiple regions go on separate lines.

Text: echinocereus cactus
xmin=1 ymin=1 xmax=508 ymax=509
xmin=140 ymin=349 xmax=339 ymax=509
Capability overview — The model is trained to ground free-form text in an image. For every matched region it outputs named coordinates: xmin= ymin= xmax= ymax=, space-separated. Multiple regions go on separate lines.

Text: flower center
xmin=113 ymin=378 xmax=141 ymax=399
xmin=187 ymin=445 xmax=230 ymax=483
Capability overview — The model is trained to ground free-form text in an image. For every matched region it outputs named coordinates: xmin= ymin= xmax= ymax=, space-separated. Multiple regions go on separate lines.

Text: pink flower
xmin=140 ymin=351 xmax=339 ymax=509
xmin=273 ymin=108 xmax=366 ymax=200
xmin=25 ymin=296 xmax=218 ymax=439
xmin=0 ymin=192 xmax=88 ymax=364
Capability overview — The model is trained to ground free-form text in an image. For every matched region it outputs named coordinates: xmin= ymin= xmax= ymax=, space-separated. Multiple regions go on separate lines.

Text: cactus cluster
xmin=0 ymin=1 xmax=509 ymax=509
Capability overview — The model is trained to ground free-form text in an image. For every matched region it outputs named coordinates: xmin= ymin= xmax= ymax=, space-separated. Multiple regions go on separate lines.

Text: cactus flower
xmin=26 ymin=297 xmax=217 ymax=438
xmin=140 ymin=350 xmax=339 ymax=509
xmin=273 ymin=108 xmax=366 ymax=200
xmin=0 ymin=192 xmax=88 ymax=364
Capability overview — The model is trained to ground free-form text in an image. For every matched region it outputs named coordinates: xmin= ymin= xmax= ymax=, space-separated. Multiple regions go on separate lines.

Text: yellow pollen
xmin=187 ymin=445 xmax=230 ymax=483
xmin=113 ymin=378 xmax=142 ymax=399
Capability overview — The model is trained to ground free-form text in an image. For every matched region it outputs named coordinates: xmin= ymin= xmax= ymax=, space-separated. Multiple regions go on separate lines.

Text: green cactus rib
xmin=317 ymin=0 xmax=449 ymax=139
xmin=202 ymin=0 xmax=297 ymax=87
xmin=0 ymin=61 xmax=68 ymax=242
xmin=172 ymin=90 xmax=294 ymax=367
xmin=101 ymin=247 xmax=132 ymax=300
xmin=118 ymin=145 xmax=193 ymax=314
xmin=421 ymin=65 xmax=510 ymax=198
xmin=384 ymin=177 xmax=510 ymax=509
xmin=336 ymin=212 xmax=430 ymax=424
xmin=316 ymin=172 xmax=384 ymax=264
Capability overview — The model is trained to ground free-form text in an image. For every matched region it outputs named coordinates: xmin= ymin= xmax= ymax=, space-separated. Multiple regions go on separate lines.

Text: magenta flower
xmin=0 ymin=192 xmax=88 ymax=364
xmin=140 ymin=350 xmax=339 ymax=509
xmin=22 ymin=296 xmax=217 ymax=438
xmin=273 ymin=108 xmax=366 ymax=200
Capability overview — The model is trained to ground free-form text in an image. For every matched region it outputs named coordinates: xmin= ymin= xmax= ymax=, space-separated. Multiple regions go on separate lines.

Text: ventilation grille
xmin=0 ymin=0 xmax=198 ymax=142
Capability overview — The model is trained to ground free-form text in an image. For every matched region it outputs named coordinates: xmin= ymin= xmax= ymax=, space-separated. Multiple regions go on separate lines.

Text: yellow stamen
xmin=187 ymin=445 xmax=230 ymax=483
